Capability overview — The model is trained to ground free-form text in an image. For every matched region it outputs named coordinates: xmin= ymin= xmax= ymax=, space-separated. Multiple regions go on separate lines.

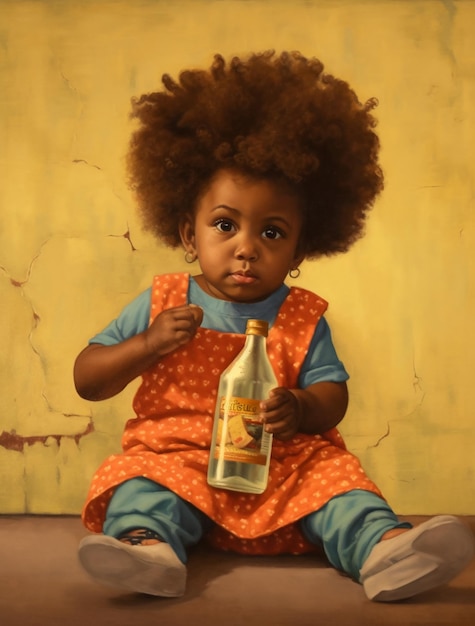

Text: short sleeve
xmin=298 ymin=316 xmax=349 ymax=388
xmin=89 ymin=288 xmax=152 ymax=345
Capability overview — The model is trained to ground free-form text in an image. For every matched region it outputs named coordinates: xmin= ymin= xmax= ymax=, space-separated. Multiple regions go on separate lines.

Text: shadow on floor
xmin=1 ymin=515 xmax=474 ymax=626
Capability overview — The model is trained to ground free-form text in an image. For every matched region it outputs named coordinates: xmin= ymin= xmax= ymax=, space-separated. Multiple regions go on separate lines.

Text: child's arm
xmin=260 ymin=382 xmax=348 ymax=441
xmin=74 ymin=305 xmax=203 ymax=401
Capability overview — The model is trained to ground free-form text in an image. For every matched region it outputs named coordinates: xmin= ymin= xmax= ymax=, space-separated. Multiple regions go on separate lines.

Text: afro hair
xmin=127 ymin=50 xmax=383 ymax=258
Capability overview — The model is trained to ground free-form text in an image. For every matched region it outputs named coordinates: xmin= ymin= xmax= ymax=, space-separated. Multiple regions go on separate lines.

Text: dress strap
xmin=150 ymin=273 xmax=190 ymax=324
xmin=267 ymin=286 xmax=329 ymax=388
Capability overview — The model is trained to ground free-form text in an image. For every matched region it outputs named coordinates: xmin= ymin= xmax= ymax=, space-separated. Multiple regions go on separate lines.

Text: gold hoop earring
xmin=184 ymin=251 xmax=197 ymax=264
xmin=289 ymin=268 xmax=301 ymax=279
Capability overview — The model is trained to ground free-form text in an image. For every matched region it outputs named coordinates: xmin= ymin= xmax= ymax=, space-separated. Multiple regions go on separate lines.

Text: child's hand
xmin=260 ymin=387 xmax=301 ymax=441
xmin=144 ymin=304 xmax=203 ymax=358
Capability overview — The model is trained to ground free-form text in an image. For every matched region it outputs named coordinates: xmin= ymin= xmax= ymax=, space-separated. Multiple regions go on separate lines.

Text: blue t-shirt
xmin=90 ymin=276 xmax=349 ymax=389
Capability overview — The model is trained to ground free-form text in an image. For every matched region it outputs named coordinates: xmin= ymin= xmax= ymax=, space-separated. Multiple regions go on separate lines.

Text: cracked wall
xmin=1 ymin=0 xmax=474 ymax=516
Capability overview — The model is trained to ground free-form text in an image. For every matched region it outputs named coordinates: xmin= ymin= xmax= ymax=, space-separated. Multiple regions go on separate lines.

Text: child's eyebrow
xmin=211 ymin=204 xmax=239 ymax=213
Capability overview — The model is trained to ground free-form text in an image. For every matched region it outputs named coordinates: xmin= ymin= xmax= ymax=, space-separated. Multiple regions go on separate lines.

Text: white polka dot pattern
xmin=81 ymin=273 xmax=382 ymax=556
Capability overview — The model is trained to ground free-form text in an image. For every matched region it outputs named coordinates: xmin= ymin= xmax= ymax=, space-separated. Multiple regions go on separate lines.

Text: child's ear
xmin=179 ymin=214 xmax=196 ymax=254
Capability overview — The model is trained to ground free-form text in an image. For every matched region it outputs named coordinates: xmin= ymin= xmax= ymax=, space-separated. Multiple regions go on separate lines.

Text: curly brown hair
xmin=127 ymin=50 xmax=383 ymax=258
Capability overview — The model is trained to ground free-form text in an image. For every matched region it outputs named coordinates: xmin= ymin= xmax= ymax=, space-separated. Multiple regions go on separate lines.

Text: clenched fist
xmin=144 ymin=304 xmax=204 ymax=358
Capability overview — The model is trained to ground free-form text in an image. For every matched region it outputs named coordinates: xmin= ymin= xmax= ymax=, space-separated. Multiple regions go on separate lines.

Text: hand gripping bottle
xmin=207 ymin=319 xmax=277 ymax=494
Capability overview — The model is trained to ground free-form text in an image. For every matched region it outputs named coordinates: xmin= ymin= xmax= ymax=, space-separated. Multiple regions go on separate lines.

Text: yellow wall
xmin=1 ymin=0 xmax=474 ymax=515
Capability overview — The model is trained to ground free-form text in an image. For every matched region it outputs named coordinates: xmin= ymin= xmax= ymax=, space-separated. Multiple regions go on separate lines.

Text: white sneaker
xmin=78 ymin=535 xmax=186 ymax=597
xmin=360 ymin=515 xmax=474 ymax=602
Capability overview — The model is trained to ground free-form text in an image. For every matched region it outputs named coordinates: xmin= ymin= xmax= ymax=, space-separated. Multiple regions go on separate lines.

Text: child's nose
xmin=235 ymin=233 xmax=259 ymax=261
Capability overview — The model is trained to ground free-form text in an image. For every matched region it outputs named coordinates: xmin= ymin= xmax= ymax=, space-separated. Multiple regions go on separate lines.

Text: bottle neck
xmin=245 ymin=332 xmax=266 ymax=346
xmin=239 ymin=331 xmax=275 ymax=384
xmin=243 ymin=332 xmax=268 ymax=360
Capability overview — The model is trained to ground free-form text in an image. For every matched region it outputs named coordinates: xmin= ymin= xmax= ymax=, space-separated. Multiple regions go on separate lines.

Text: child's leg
xmin=300 ymin=490 xmax=474 ymax=602
xmin=300 ymin=490 xmax=411 ymax=580
xmin=78 ymin=477 xmax=212 ymax=596
xmin=103 ymin=476 xmax=212 ymax=563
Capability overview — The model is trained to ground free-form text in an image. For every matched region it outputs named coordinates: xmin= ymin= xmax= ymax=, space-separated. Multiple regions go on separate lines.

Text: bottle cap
xmin=246 ymin=319 xmax=269 ymax=337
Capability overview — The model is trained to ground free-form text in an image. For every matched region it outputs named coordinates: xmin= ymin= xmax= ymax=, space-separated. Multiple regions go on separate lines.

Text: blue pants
xmin=103 ymin=477 xmax=411 ymax=581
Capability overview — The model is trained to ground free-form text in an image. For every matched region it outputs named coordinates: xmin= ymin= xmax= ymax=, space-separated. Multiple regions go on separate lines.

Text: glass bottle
xmin=207 ymin=319 xmax=277 ymax=494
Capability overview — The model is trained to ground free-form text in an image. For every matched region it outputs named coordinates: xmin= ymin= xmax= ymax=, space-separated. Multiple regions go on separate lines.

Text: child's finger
xmin=189 ymin=304 xmax=204 ymax=327
xmin=171 ymin=304 xmax=203 ymax=326
xmin=261 ymin=388 xmax=291 ymax=411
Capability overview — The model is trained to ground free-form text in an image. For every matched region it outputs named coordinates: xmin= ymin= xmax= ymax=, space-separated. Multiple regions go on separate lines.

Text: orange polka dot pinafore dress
xmin=82 ymin=273 xmax=382 ymax=555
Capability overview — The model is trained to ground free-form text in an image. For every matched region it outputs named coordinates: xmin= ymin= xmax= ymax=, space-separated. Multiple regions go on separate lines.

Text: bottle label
xmin=214 ymin=396 xmax=267 ymax=465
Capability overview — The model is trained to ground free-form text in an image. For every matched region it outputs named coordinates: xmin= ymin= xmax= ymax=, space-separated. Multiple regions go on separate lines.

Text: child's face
xmin=180 ymin=169 xmax=305 ymax=303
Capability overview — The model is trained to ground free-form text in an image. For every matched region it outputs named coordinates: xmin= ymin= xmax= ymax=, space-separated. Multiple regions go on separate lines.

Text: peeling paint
xmin=0 ymin=422 xmax=94 ymax=453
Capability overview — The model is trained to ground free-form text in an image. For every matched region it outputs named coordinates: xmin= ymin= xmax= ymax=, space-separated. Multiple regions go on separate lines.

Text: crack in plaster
xmin=40 ymin=390 xmax=93 ymax=434
xmin=55 ymin=61 xmax=88 ymax=153
xmin=72 ymin=158 xmax=102 ymax=171
xmin=108 ymin=224 xmax=137 ymax=251
xmin=405 ymin=391 xmax=426 ymax=417
xmin=1 ymin=239 xmax=50 ymax=288
xmin=2 ymin=239 xmax=51 ymax=373
xmin=370 ymin=422 xmax=391 ymax=448
xmin=369 ymin=356 xmax=426 ymax=449
xmin=1 ymin=240 xmax=49 ymax=371
xmin=60 ymin=71 xmax=80 ymax=97
xmin=2 ymin=238 xmax=95 ymax=451
xmin=412 ymin=358 xmax=424 ymax=394
xmin=71 ymin=159 xmax=133 ymax=226
xmin=439 ymin=0 xmax=457 ymax=71
xmin=388 ymin=474 xmax=413 ymax=484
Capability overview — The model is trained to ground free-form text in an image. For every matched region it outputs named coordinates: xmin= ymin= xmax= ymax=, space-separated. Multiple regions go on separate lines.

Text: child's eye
xmin=262 ymin=226 xmax=283 ymax=240
xmin=214 ymin=219 xmax=235 ymax=233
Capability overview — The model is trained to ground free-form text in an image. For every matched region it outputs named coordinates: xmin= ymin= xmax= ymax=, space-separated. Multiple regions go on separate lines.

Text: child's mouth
xmin=231 ymin=272 xmax=258 ymax=285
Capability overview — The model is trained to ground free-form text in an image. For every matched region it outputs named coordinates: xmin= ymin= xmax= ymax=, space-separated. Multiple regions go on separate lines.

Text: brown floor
xmin=1 ymin=515 xmax=474 ymax=626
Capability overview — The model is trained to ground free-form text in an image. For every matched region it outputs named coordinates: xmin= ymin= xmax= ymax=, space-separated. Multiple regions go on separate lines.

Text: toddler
xmin=75 ymin=51 xmax=474 ymax=601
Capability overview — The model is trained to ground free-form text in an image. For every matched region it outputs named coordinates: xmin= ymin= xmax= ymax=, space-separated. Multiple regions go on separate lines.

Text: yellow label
xmin=214 ymin=396 xmax=267 ymax=465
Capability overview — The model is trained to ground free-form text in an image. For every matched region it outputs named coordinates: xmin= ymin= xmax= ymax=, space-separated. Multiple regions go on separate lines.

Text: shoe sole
xmin=78 ymin=535 xmax=186 ymax=597
xmin=361 ymin=516 xmax=474 ymax=602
